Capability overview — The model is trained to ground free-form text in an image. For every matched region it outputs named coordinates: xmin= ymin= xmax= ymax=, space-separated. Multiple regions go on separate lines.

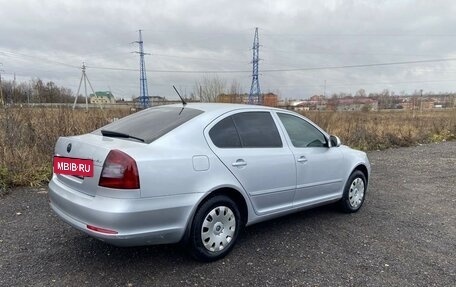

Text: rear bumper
xmin=48 ymin=175 xmax=202 ymax=246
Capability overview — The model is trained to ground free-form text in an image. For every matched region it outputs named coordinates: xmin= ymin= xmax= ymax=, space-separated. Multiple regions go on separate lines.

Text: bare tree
xmin=355 ymin=88 xmax=367 ymax=97
xmin=228 ymin=79 xmax=243 ymax=103
xmin=194 ymin=76 xmax=227 ymax=102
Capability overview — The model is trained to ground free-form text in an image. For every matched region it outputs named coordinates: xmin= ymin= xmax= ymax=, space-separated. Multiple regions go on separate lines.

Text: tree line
xmin=0 ymin=79 xmax=85 ymax=105
xmin=2 ymin=77 xmax=455 ymax=107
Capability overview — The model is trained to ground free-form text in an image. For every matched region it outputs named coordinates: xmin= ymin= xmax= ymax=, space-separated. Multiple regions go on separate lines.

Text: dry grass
xmin=0 ymin=107 xmax=130 ymax=188
xmin=303 ymin=109 xmax=456 ymax=150
xmin=0 ymin=107 xmax=455 ymax=188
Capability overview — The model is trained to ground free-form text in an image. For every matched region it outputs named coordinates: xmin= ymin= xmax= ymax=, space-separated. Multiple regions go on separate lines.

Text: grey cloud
xmin=1 ymin=0 xmax=456 ymax=100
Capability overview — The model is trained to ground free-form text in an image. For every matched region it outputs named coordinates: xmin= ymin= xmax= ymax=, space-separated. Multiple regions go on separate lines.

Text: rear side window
xmin=209 ymin=111 xmax=282 ymax=148
xmin=93 ymin=106 xmax=203 ymax=144
xmin=209 ymin=117 xmax=242 ymax=148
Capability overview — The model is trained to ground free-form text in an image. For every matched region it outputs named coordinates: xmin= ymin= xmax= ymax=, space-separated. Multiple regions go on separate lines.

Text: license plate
xmin=53 ymin=156 xmax=94 ymax=177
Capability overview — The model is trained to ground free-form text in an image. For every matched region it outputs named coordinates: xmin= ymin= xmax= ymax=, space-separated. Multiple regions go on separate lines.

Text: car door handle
xmin=232 ymin=159 xmax=247 ymax=167
xmin=297 ymin=156 xmax=308 ymax=163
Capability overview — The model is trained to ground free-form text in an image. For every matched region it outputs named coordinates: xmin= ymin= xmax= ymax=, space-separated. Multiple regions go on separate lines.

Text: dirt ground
xmin=0 ymin=142 xmax=455 ymax=286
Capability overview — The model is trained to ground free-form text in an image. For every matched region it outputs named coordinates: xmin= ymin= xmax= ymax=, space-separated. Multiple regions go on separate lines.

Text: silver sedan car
xmin=49 ymin=103 xmax=370 ymax=261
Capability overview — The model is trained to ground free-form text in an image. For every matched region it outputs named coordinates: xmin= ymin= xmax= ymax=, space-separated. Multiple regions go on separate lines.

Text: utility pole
xmin=134 ymin=30 xmax=151 ymax=109
xmin=323 ymin=80 xmax=327 ymax=97
xmin=34 ymin=78 xmax=39 ymax=104
xmin=0 ymin=63 xmax=4 ymax=106
xmin=73 ymin=62 xmax=96 ymax=111
xmin=412 ymin=96 xmax=416 ymax=118
xmin=12 ymin=73 xmax=16 ymax=104
xmin=249 ymin=27 xmax=261 ymax=105
xmin=420 ymin=89 xmax=423 ymax=113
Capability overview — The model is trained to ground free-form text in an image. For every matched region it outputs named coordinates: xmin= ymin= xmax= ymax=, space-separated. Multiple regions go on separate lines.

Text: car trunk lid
xmin=53 ymin=133 xmax=141 ymax=197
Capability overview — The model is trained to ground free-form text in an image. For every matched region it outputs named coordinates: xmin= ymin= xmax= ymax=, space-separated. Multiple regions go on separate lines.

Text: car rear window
xmin=93 ymin=106 xmax=204 ymax=143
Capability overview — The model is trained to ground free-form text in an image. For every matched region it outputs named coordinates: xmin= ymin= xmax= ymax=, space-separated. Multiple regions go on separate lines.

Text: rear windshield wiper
xmin=100 ymin=130 xmax=145 ymax=142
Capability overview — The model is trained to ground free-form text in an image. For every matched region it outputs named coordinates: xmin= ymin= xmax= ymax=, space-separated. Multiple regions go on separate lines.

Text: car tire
xmin=189 ymin=195 xmax=241 ymax=262
xmin=340 ymin=170 xmax=367 ymax=213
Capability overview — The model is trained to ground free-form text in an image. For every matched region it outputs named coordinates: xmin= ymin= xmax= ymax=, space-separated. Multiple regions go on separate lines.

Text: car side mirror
xmin=330 ymin=135 xmax=341 ymax=147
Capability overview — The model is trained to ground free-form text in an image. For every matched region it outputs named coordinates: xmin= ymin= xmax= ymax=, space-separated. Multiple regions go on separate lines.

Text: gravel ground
xmin=1 ymin=142 xmax=455 ymax=287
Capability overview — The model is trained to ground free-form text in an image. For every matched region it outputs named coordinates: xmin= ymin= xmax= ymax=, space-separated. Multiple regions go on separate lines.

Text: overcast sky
xmin=1 ymin=0 xmax=456 ymax=100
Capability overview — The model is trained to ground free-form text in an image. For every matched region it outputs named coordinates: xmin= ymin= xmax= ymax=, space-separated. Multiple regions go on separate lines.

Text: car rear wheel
xmin=340 ymin=170 xmax=367 ymax=213
xmin=189 ymin=195 xmax=241 ymax=261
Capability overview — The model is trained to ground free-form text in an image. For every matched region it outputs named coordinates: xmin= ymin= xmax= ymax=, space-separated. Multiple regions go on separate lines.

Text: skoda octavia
xmin=49 ymin=103 xmax=370 ymax=261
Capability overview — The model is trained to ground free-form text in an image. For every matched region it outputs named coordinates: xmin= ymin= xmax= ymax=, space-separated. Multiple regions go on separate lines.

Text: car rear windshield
xmin=93 ymin=106 xmax=204 ymax=144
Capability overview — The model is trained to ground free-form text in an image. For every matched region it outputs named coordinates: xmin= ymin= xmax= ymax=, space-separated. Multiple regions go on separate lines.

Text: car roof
xmin=162 ymin=102 xmax=285 ymax=114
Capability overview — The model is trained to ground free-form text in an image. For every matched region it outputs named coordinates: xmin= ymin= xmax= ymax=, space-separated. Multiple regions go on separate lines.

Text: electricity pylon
xmin=249 ymin=27 xmax=261 ymax=105
xmin=134 ymin=30 xmax=150 ymax=109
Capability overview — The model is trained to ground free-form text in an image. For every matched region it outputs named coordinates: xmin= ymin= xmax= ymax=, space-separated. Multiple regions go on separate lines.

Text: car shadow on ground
xmin=61 ymin=202 xmax=345 ymax=267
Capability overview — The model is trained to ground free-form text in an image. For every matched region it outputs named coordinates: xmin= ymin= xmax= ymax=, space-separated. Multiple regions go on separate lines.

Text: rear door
xmin=206 ymin=110 xmax=296 ymax=215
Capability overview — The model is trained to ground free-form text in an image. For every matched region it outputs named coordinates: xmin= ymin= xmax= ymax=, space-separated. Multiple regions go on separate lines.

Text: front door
xmin=276 ymin=112 xmax=345 ymax=208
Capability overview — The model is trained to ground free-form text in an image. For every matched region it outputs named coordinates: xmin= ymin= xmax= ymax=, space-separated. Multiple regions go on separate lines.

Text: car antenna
xmin=173 ymin=85 xmax=187 ymax=115
xmin=173 ymin=85 xmax=187 ymax=106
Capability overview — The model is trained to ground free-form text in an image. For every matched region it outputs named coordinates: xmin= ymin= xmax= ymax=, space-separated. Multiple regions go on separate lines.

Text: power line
xmin=87 ymin=57 xmax=456 ymax=74
xmin=261 ymin=31 xmax=456 ymax=38
xmin=148 ymin=52 xmax=249 ymax=64
xmin=4 ymin=46 xmax=456 ymax=74
xmin=260 ymin=47 xmax=443 ymax=58
xmin=260 ymin=58 xmax=456 ymax=72
xmin=263 ymin=79 xmax=456 ymax=90
xmin=0 ymin=50 xmax=80 ymax=69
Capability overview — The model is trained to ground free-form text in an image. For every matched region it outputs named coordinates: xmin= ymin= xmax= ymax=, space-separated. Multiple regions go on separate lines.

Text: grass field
xmin=302 ymin=109 xmax=456 ymax=150
xmin=1 ymin=107 xmax=455 ymax=189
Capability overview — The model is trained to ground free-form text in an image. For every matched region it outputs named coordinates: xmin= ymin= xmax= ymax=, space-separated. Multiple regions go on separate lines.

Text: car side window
xmin=232 ymin=112 xmax=282 ymax=148
xmin=209 ymin=112 xmax=282 ymax=148
xmin=209 ymin=116 xmax=242 ymax=148
xmin=277 ymin=113 xmax=327 ymax=148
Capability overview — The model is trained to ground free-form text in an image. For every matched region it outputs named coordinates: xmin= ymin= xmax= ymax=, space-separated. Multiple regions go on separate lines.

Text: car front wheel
xmin=189 ymin=195 xmax=241 ymax=261
xmin=340 ymin=170 xmax=367 ymax=213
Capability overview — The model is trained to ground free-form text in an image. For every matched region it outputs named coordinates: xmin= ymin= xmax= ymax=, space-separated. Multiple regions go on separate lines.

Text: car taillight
xmin=99 ymin=149 xmax=140 ymax=189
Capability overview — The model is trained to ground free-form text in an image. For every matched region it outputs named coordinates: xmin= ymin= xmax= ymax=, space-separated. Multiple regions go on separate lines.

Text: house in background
xmin=331 ymin=98 xmax=379 ymax=111
xmin=217 ymin=92 xmax=278 ymax=107
xmin=262 ymin=92 xmax=279 ymax=107
xmin=90 ymin=91 xmax=116 ymax=104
